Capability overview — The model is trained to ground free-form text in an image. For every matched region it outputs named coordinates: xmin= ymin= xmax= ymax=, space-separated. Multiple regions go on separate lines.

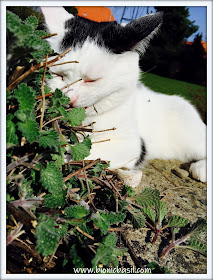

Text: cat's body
xmin=41 ymin=7 xmax=207 ymax=185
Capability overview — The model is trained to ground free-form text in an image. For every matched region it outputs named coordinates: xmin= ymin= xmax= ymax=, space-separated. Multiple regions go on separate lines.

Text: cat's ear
xmin=41 ymin=7 xmax=73 ymax=52
xmin=124 ymin=12 xmax=163 ymax=54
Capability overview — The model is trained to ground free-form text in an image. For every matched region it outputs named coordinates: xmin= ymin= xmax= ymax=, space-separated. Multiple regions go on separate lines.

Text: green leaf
xmin=50 ymin=88 xmax=70 ymax=108
xmin=40 ymin=162 xmax=63 ymax=193
xmin=44 ymin=193 xmax=65 ymax=209
xmin=92 ymin=212 xmax=110 ymax=235
xmin=15 ymin=109 xmax=35 ymax=122
xmin=122 ymin=185 xmax=136 ymax=197
xmin=92 ymin=233 xmax=116 ymax=268
xmin=25 ymin=16 xmax=38 ymax=29
xmin=6 ymin=10 xmax=22 ymax=33
xmin=92 ymin=211 xmax=125 ymax=235
xmin=102 ymin=211 xmax=126 ymax=224
xmin=187 ymin=240 xmax=207 ymax=256
xmin=39 ymin=129 xmax=60 ymax=151
xmin=70 ymin=244 xmax=85 ymax=268
xmin=35 ymin=214 xmax=68 ymax=257
xmin=65 ymin=205 xmax=90 ymax=219
xmin=128 ymin=208 xmax=146 ymax=229
xmin=167 ymin=215 xmax=188 ymax=227
xmin=14 ymin=83 xmax=36 ymax=111
xmin=82 ymin=135 xmax=92 ymax=149
xmin=134 ymin=188 xmax=160 ymax=208
xmin=51 ymin=153 xmax=65 ymax=168
xmin=6 ymin=114 xmax=18 ymax=147
xmin=70 ymin=141 xmax=90 ymax=161
xmin=143 ymin=207 xmax=156 ymax=223
xmin=66 ymin=108 xmax=86 ymax=126
xmin=156 ymin=200 xmax=167 ymax=225
xmin=17 ymin=119 xmax=39 ymax=143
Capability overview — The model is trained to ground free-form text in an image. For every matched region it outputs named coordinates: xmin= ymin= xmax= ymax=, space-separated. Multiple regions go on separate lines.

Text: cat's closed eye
xmin=83 ymin=78 xmax=99 ymax=83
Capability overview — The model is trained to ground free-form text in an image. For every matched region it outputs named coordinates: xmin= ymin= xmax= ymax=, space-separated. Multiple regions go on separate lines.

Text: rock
xmin=172 ymin=167 xmax=189 ymax=179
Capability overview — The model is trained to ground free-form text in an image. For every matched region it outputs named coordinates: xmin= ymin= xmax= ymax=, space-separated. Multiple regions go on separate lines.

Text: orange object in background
xmin=186 ymin=41 xmax=207 ymax=53
xmin=75 ymin=6 xmax=115 ymax=22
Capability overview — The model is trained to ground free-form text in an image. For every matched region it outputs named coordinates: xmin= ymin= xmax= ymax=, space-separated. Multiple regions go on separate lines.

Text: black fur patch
xmin=135 ymin=138 xmax=146 ymax=166
xmin=60 ymin=13 xmax=163 ymax=54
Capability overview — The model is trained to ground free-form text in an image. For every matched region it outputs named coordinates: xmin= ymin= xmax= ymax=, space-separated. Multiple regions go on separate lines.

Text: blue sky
xmin=109 ymin=6 xmax=207 ymax=42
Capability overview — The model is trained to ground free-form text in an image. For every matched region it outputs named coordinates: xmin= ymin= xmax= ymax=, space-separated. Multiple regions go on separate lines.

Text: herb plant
xmin=6 ymin=10 xmax=207 ymax=274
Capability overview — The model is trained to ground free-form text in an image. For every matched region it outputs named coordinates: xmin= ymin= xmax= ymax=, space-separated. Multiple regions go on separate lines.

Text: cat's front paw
xmin=116 ymin=169 xmax=142 ymax=188
xmin=189 ymin=159 xmax=207 ymax=183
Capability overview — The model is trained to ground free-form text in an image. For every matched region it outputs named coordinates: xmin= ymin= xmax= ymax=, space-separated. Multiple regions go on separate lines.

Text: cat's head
xmin=41 ymin=7 xmax=162 ymax=114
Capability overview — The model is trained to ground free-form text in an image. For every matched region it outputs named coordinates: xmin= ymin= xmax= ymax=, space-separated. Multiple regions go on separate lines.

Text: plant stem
xmin=40 ymin=55 xmax=48 ymax=131
xmin=63 ymin=159 xmax=100 ymax=182
xmin=152 ymin=229 xmax=161 ymax=244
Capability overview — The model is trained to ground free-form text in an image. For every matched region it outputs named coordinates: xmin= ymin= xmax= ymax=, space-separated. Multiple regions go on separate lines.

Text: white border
xmin=1 ymin=1 xmax=212 ymax=280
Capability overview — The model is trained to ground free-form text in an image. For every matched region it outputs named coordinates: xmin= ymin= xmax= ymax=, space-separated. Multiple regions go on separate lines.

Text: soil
xmin=119 ymin=159 xmax=207 ymax=274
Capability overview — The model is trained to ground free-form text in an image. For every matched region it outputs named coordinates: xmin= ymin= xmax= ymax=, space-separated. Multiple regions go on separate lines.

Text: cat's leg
xmin=189 ymin=159 xmax=206 ymax=182
xmin=86 ymin=137 xmax=144 ymax=187
xmin=115 ymin=168 xmax=143 ymax=188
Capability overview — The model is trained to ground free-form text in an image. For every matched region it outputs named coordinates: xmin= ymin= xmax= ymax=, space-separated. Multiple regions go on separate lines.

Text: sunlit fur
xmin=42 ymin=7 xmax=207 ymax=183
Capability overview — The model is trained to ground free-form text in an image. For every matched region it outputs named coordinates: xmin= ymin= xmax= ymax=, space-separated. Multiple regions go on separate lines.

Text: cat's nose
xmin=69 ymin=95 xmax=78 ymax=106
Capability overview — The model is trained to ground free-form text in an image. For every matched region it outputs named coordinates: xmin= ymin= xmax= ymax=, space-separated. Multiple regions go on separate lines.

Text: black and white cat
xmin=41 ymin=7 xmax=206 ymax=186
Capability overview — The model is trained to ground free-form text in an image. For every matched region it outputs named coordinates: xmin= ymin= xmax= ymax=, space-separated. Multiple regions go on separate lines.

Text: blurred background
xmin=7 ymin=6 xmax=207 ymax=122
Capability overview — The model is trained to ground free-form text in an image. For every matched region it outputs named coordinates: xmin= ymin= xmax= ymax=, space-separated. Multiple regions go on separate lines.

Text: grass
xmin=140 ymin=72 xmax=207 ymax=123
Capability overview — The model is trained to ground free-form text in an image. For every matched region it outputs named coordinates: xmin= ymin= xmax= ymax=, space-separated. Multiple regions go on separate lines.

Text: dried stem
xmin=76 ymin=226 xmax=94 ymax=240
xmin=41 ymin=33 xmax=57 ymax=39
xmin=50 ymin=61 xmax=79 ymax=67
xmin=8 ymin=47 xmax=71 ymax=91
xmin=121 ymin=232 xmax=144 ymax=269
xmin=40 ymin=55 xmax=48 ymax=131
xmin=63 ymin=158 xmax=100 ymax=182
xmin=92 ymin=139 xmax=111 ymax=144
xmin=36 ymin=78 xmax=82 ymax=100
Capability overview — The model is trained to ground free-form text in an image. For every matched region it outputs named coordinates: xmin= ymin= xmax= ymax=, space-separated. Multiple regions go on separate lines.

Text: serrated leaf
xmin=51 ymin=153 xmax=64 ymax=168
xmin=50 ymin=88 xmax=70 ymax=107
xmin=188 ymin=240 xmax=207 ymax=256
xmin=44 ymin=193 xmax=65 ymax=209
xmin=35 ymin=214 xmax=68 ymax=257
xmin=82 ymin=136 xmax=92 ymax=149
xmin=65 ymin=205 xmax=90 ymax=219
xmin=6 ymin=10 xmax=22 ymax=33
xmin=143 ymin=207 xmax=156 ymax=223
xmin=66 ymin=108 xmax=86 ymax=126
xmin=17 ymin=119 xmax=39 ymax=143
xmin=111 ymin=247 xmax=128 ymax=267
xmin=167 ymin=215 xmax=188 ymax=227
xmin=6 ymin=114 xmax=18 ymax=147
xmin=128 ymin=208 xmax=146 ymax=229
xmin=156 ymin=200 xmax=167 ymax=225
xmin=134 ymin=188 xmax=160 ymax=208
xmin=92 ymin=212 xmax=110 ymax=235
xmin=101 ymin=211 xmax=126 ymax=224
xmin=70 ymin=142 xmax=90 ymax=161
xmin=40 ymin=162 xmax=63 ymax=193
xmin=70 ymin=244 xmax=85 ymax=268
xmin=25 ymin=16 xmax=38 ymax=29
xmin=70 ymin=132 xmax=78 ymax=144
xmin=14 ymin=109 xmax=35 ymax=122
xmin=92 ymin=233 xmax=116 ymax=268
xmin=39 ymin=129 xmax=60 ymax=151
xmin=14 ymin=83 xmax=36 ymax=111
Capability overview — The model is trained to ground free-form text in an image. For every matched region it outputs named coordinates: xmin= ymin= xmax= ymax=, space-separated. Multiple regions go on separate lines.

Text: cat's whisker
xmin=92 ymin=139 xmax=111 ymax=144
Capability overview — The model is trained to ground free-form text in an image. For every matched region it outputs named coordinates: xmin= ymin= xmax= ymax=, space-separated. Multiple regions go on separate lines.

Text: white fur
xmin=40 ymin=7 xmax=73 ymax=53
xmin=43 ymin=8 xmax=207 ymax=184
